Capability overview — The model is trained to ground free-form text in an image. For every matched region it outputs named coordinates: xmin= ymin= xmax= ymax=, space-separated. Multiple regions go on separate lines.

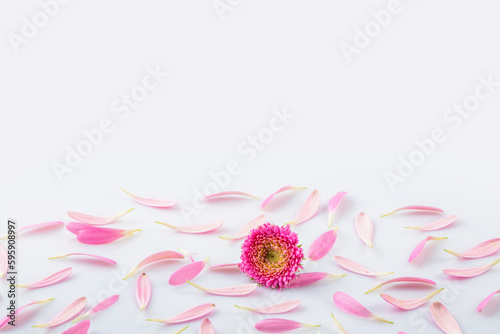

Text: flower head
xmin=239 ymin=223 xmax=303 ymax=289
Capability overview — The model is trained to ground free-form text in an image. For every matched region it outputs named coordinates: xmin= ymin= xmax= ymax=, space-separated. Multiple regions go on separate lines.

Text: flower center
xmin=265 ymin=248 xmax=281 ymax=263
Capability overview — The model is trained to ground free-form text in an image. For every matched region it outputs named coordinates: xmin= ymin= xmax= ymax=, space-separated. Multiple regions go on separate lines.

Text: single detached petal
xmin=62 ymin=320 xmax=90 ymax=334
xmin=136 ymin=273 xmax=152 ymax=311
xmin=288 ymin=190 xmax=320 ymax=226
xmin=200 ymin=318 xmax=215 ymax=334
xmin=355 ymin=213 xmax=374 ymax=247
xmin=308 ymin=228 xmax=338 ymax=261
xmin=334 ymin=256 xmax=393 ymax=277
xmin=33 ymin=297 xmax=87 ymax=328
xmin=119 ymin=186 xmax=177 ymax=207
xmin=73 ymin=295 xmax=119 ymax=322
xmin=444 ymin=238 xmax=500 ymax=259
xmin=235 ymin=300 xmax=301 ymax=314
xmin=333 ymin=292 xmax=393 ymax=324
xmin=409 ymin=236 xmax=448 ymax=262
xmin=254 ymin=318 xmax=320 ymax=333
xmin=288 ymin=272 xmax=346 ymax=288
xmin=0 ymin=298 xmax=53 ymax=329
xmin=443 ymin=258 xmax=500 ymax=278
xmin=169 ymin=258 xmax=208 ymax=285
xmin=49 ymin=253 xmax=117 ymax=265
xmin=381 ymin=288 xmax=444 ymax=310
xmin=365 ymin=276 xmax=437 ymax=294
xmin=204 ymin=191 xmax=260 ymax=200
xmin=219 ymin=215 xmax=266 ymax=240
xmin=16 ymin=267 xmax=72 ymax=289
xmin=156 ymin=220 xmax=223 ymax=234
xmin=187 ymin=281 xmax=257 ymax=296
xmin=477 ymin=289 xmax=500 ymax=312
xmin=430 ymin=302 xmax=463 ymax=334
xmin=261 ymin=186 xmax=307 ymax=209
xmin=146 ymin=303 xmax=215 ymax=324
xmin=330 ymin=313 xmax=348 ymax=334
xmin=209 ymin=263 xmax=240 ymax=271
xmin=76 ymin=227 xmax=141 ymax=245
xmin=405 ymin=214 xmax=458 ymax=231
xmin=0 ymin=244 xmax=7 ymax=277
xmin=381 ymin=205 xmax=444 ymax=217
xmin=67 ymin=208 xmax=134 ymax=225
xmin=0 ymin=221 xmax=64 ymax=240
xmin=124 ymin=250 xmax=184 ymax=279
xmin=328 ymin=192 xmax=347 ymax=227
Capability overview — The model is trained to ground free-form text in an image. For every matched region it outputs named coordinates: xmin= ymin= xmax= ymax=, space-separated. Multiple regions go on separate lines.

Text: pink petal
xmin=405 ymin=214 xmax=458 ymax=231
xmin=444 ymin=238 xmax=500 ymax=259
xmin=66 ymin=222 xmax=97 ymax=235
xmin=477 ymin=289 xmax=500 ymax=312
xmin=254 ymin=319 xmax=320 ymax=333
xmin=18 ymin=221 xmax=64 ymax=233
xmin=200 ymin=318 xmax=215 ymax=334
xmin=235 ymin=300 xmax=301 ymax=314
xmin=74 ymin=295 xmax=119 ymax=322
xmin=209 ymin=263 xmax=240 ymax=271
xmin=443 ymin=258 xmax=500 ymax=278
xmin=61 ymin=320 xmax=90 ymax=334
xmin=124 ymin=251 xmax=184 ymax=279
xmin=409 ymin=236 xmax=448 ymax=262
xmin=33 ymin=297 xmax=87 ymax=328
xmin=381 ymin=288 xmax=444 ymax=310
xmin=219 ymin=215 xmax=266 ymax=240
xmin=187 ymin=281 xmax=257 ymax=296
xmin=204 ymin=191 xmax=260 ymax=200
xmin=381 ymin=205 xmax=444 ymax=217
xmin=330 ymin=313 xmax=348 ymax=334
xmin=136 ymin=273 xmax=152 ymax=311
xmin=430 ymin=302 xmax=463 ymax=334
xmin=365 ymin=276 xmax=437 ymax=294
xmin=67 ymin=208 xmax=134 ymax=225
xmin=0 ymin=298 xmax=53 ymax=329
xmin=49 ymin=253 xmax=117 ymax=265
xmin=328 ymin=191 xmax=347 ymax=227
xmin=288 ymin=190 xmax=320 ymax=226
xmin=333 ymin=292 xmax=393 ymax=324
xmin=288 ymin=272 xmax=346 ymax=288
xmin=355 ymin=213 xmax=374 ymax=247
xmin=147 ymin=303 xmax=215 ymax=324
xmin=169 ymin=258 xmax=208 ymax=285
xmin=156 ymin=220 xmax=223 ymax=234
xmin=261 ymin=186 xmax=307 ymax=209
xmin=308 ymin=229 xmax=338 ymax=261
xmin=119 ymin=186 xmax=177 ymax=208
xmin=334 ymin=256 xmax=393 ymax=277
xmin=16 ymin=267 xmax=72 ymax=289
xmin=76 ymin=227 xmax=141 ymax=245
xmin=0 ymin=244 xmax=7 ymax=277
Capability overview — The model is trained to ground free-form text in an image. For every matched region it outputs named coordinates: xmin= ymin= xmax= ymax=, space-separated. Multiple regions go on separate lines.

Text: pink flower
xmin=239 ymin=223 xmax=304 ymax=289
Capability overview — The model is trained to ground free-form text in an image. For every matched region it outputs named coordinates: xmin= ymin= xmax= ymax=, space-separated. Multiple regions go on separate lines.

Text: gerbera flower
xmin=239 ymin=223 xmax=304 ymax=289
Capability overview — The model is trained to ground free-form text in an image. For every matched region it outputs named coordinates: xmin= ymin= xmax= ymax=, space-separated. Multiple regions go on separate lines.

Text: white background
xmin=1 ymin=0 xmax=500 ymax=333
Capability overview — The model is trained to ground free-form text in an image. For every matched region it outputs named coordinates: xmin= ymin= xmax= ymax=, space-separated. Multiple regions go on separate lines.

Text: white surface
xmin=1 ymin=0 xmax=500 ymax=333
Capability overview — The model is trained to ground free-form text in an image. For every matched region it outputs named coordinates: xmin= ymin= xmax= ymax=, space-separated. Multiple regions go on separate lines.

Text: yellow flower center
xmin=265 ymin=248 xmax=282 ymax=263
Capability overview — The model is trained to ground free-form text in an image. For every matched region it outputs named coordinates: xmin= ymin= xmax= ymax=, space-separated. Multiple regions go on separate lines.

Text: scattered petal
xmin=443 ymin=258 xmax=500 ymax=278
xmin=124 ymin=251 xmax=184 ymax=279
xmin=66 ymin=222 xmax=96 ymax=235
xmin=444 ymin=238 xmax=500 ymax=259
xmin=49 ymin=253 xmax=117 ymax=265
xmin=405 ymin=214 xmax=458 ymax=231
xmin=67 ymin=208 xmax=134 ymax=225
xmin=187 ymin=281 xmax=257 ymax=296
xmin=0 ymin=221 xmax=64 ymax=239
xmin=365 ymin=277 xmax=437 ymax=294
xmin=119 ymin=186 xmax=177 ymax=208
xmin=334 ymin=256 xmax=393 ymax=277
xmin=156 ymin=220 xmax=223 ymax=234
xmin=381 ymin=288 xmax=444 ymax=310
xmin=204 ymin=191 xmax=260 ymax=200
xmin=288 ymin=272 xmax=346 ymax=288
xmin=0 ymin=244 xmax=7 ymax=277
xmin=16 ymin=267 xmax=72 ymax=289
xmin=146 ymin=303 xmax=215 ymax=324
xmin=33 ymin=297 xmax=87 ymax=328
xmin=288 ymin=190 xmax=320 ymax=226
xmin=169 ymin=258 xmax=208 ymax=286
xmin=61 ymin=320 xmax=90 ymax=334
xmin=219 ymin=215 xmax=266 ymax=240
xmin=409 ymin=236 xmax=448 ymax=262
xmin=76 ymin=227 xmax=141 ymax=245
xmin=254 ymin=318 xmax=320 ymax=333
xmin=308 ymin=228 xmax=338 ymax=261
xmin=477 ymin=289 xmax=500 ymax=312
xmin=330 ymin=313 xmax=348 ymax=334
xmin=200 ymin=318 xmax=215 ymax=334
xmin=209 ymin=263 xmax=240 ymax=271
xmin=381 ymin=205 xmax=444 ymax=217
xmin=328 ymin=192 xmax=347 ymax=228
xmin=430 ymin=302 xmax=463 ymax=334
xmin=73 ymin=295 xmax=119 ymax=322
xmin=261 ymin=186 xmax=307 ymax=209
xmin=136 ymin=273 xmax=152 ymax=311
xmin=355 ymin=213 xmax=374 ymax=247
xmin=234 ymin=300 xmax=301 ymax=314
xmin=0 ymin=298 xmax=53 ymax=329
xmin=333 ymin=292 xmax=393 ymax=324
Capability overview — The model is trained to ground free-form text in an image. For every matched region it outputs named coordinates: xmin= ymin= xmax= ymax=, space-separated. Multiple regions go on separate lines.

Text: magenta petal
xmin=308 ymin=229 xmax=338 ymax=261
xmin=61 ymin=320 xmax=90 ymax=334
xmin=333 ymin=292 xmax=393 ymax=323
xmin=477 ymin=289 xmax=500 ymax=312
xmin=76 ymin=227 xmax=141 ymax=245
xmin=169 ymin=259 xmax=208 ymax=285
xmin=408 ymin=236 xmax=447 ymax=263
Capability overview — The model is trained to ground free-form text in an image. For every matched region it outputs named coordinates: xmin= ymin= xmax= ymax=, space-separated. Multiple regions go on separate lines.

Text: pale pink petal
xmin=187 ymin=281 xmax=257 ymax=296
xmin=73 ymin=295 xmax=119 ymax=322
xmin=365 ymin=277 xmax=437 ymax=294
xmin=16 ymin=267 xmax=72 ymax=289
xmin=169 ymin=258 xmax=208 ymax=285
xmin=49 ymin=253 xmax=117 ymax=265
xmin=156 ymin=220 xmax=223 ymax=234
xmin=76 ymin=227 xmax=141 ymax=245
xmin=335 ymin=256 xmax=393 ymax=277
xmin=62 ymin=320 xmax=90 ymax=334
xmin=200 ymin=318 xmax=215 ymax=334
xmin=18 ymin=221 xmax=64 ymax=233
xmin=119 ymin=186 xmax=177 ymax=208
xmin=443 ymin=258 xmax=500 ymax=278
xmin=288 ymin=272 xmax=346 ymax=288
xmin=444 ymin=238 xmax=500 ymax=259
xmin=66 ymin=222 xmax=96 ymax=235
xmin=409 ymin=236 xmax=448 ymax=262
xmin=0 ymin=298 xmax=53 ymax=329
xmin=235 ymin=300 xmax=301 ymax=314
xmin=146 ymin=303 xmax=216 ymax=324
xmin=430 ymin=302 xmax=463 ymax=334
xmin=477 ymin=289 xmax=500 ymax=312
xmin=219 ymin=215 xmax=266 ymax=240
xmin=124 ymin=251 xmax=184 ymax=279
xmin=209 ymin=263 xmax=240 ymax=271
xmin=204 ymin=191 xmax=260 ymax=200
xmin=308 ymin=228 xmax=338 ymax=261
xmin=328 ymin=192 xmax=347 ymax=227
xmin=0 ymin=244 xmax=7 ymax=277
xmin=33 ymin=297 xmax=87 ymax=328
xmin=254 ymin=319 xmax=320 ymax=333
xmin=405 ymin=214 xmax=458 ymax=231
xmin=288 ymin=190 xmax=320 ymax=226
xmin=381 ymin=288 xmax=444 ymax=310
xmin=333 ymin=292 xmax=393 ymax=324
xmin=261 ymin=186 xmax=307 ymax=209
xmin=355 ymin=213 xmax=374 ymax=247
xmin=67 ymin=208 xmax=134 ymax=225
xmin=136 ymin=273 xmax=152 ymax=311
xmin=330 ymin=314 xmax=348 ymax=334
xmin=381 ymin=205 xmax=444 ymax=217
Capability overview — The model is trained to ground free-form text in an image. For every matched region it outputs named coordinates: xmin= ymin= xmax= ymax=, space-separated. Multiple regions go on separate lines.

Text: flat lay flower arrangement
xmin=2 ymin=186 xmax=500 ymax=334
